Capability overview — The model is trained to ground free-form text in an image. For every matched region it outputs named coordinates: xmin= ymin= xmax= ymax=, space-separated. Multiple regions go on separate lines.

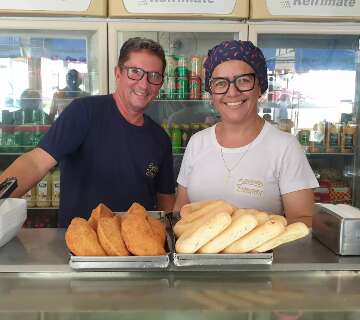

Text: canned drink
xmin=167 ymin=76 xmax=177 ymax=100
xmin=177 ymin=54 xmax=187 ymax=68
xmin=298 ymin=129 xmax=310 ymax=146
xmin=190 ymin=55 xmax=202 ymax=77
xmin=176 ymin=55 xmax=188 ymax=77
xmin=166 ymin=55 xmax=177 ymax=77
xmin=189 ymin=77 xmax=201 ymax=100
xmin=176 ymin=77 xmax=189 ymax=100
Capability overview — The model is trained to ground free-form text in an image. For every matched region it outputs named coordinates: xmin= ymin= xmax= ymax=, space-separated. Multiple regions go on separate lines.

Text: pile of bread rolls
xmin=65 ymin=202 xmax=166 ymax=256
xmin=175 ymin=200 xmax=309 ymax=254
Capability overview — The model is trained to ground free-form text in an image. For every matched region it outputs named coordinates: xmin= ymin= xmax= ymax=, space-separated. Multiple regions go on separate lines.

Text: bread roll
xmin=88 ymin=203 xmax=114 ymax=231
xmin=268 ymin=214 xmax=287 ymax=226
xmin=198 ymin=214 xmax=258 ymax=253
xmin=253 ymin=222 xmax=309 ymax=253
xmin=97 ymin=216 xmax=130 ymax=256
xmin=180 ymin=200 xmax=218 ymax=218
xmin=174 ymin=209 xmax=222 ymax=238
xmin=223 ymin=219 xmax=285 ymax=253
xmin=176 ymin=211 xmax=232 ymax=254
xmin=233 ymin=208 xmax=270 ymax=225
xmin=253 ymin=211 xmax=270 ymax=224
xmin=233 ymin=208 xmax=260 ymax=217
xmin=181 ymin=200 xmax=234 ymax=223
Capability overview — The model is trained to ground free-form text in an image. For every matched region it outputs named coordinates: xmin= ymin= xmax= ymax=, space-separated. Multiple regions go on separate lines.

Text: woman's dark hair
xmin=117 ymin=37 xmax=166 ymax=73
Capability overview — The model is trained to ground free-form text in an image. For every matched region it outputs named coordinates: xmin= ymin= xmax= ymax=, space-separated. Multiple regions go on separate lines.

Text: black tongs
xmin=0 ymin=177 xmax=17 ymax=200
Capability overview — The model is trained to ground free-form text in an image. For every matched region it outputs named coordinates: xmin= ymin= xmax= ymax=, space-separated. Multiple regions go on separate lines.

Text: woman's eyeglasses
xmin=120 ymin=65 xmax=164 ymax=85
xmin=209 ymin=73 xmax=256 ymax=95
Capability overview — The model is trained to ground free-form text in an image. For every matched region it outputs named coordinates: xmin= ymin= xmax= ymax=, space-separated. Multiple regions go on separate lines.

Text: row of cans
xmin=157 ymin=54 xmax=210 ymax=100
xmin=166 ymin=54 xmax=206 ymax=78
xmin=165 ymin=76 xmax=202 ymax=100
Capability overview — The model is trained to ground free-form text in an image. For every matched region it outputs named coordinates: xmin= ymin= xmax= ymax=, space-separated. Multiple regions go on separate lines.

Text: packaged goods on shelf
xmin=23 ymin=187 xmax=37 ymax=208
xmin=189 ymin=77 xmax=202 ymax=100
xmin=341 ymin=123 xmax=357 ymax=153
xmin=36 ymin=173 xmax=52 ymax=207
xmin=171 ymin=124 xmax=182 ymax=154
xmin=326 ymin=123 xmax=342 ymax=153
xmin=51 ymin=169 xmax=60 ymax=208
xmin=329 ymin=182 xmax=352 ymax=204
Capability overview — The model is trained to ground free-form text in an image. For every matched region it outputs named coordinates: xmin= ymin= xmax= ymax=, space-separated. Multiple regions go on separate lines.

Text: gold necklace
xmin=220 ymin=143 xmax=252 ymax=183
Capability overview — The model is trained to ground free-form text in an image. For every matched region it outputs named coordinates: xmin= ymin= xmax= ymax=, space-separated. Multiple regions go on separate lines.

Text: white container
xmin=0 ymin=198 xmax=27 ymax=248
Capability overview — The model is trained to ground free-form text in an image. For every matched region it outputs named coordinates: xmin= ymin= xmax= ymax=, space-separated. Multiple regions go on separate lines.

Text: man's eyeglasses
xmin=209 ymin=73 xmax=256 ymax=95
xmin=120 ymin=65 xmax=164 ymax=85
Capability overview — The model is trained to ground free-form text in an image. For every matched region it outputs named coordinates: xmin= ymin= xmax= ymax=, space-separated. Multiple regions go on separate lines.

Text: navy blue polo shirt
xmin=39 ymin=94 xmax=175 ymax=227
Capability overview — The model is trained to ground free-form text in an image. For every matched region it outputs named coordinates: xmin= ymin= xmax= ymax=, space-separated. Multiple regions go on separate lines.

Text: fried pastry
xmin=88 ymin=203 xmax=114 ymax=231
xmin=127 ymin=202 xmax=148 ymax=218
xmin=121 ymin=213 xmax=165 ymax=256
xmin=97 ymin=216 xmax=130 ymax=256
xmin=147 ymin=215 xmax=166 ymax=245
xmin=65 ymin=217 xmax=106 ymax=256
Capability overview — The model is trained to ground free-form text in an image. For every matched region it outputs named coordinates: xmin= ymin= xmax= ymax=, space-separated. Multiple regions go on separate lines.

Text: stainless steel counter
xmin=0 ymin=229 xmax=359 ymax=318
xmin=0 ymin=228 xmax=359 ymax=273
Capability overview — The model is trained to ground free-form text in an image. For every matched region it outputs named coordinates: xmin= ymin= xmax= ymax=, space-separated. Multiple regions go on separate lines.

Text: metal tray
xmin=167 ymin=213 xmax=273 ymax=267
xmin=69 ymin=211 xmax=170 ymax=271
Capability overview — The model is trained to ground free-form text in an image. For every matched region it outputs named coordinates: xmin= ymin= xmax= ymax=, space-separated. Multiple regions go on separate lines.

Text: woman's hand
xmin=173 ymin=185 xmax=190 ymax=213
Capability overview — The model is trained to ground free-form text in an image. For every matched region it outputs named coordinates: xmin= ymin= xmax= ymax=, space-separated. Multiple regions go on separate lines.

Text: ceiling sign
xmin=122 ymin=0 xmax=237 ymax=15
xmin=0 ymin=0 xmax=91 ymax=12
xmin=266 ymin=0 xmax=360 ymax=16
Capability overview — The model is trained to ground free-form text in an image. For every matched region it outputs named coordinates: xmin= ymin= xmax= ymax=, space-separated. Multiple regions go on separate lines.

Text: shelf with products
xmin=0 ymin=124 xmax=51 ymax=155
xmin=24 ymin=208 xmax=58 ymax=228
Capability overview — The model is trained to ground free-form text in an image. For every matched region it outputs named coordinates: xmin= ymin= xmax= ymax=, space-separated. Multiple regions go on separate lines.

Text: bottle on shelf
xmin=325 ymin=122 xmax=341 ymax=153
xmin=181 ymin=124 xmax=190 ymax=148
xmin=36 ymin=172 xmax=52 ymax=207
xmin=51 ymin=169 xmax=60 ymax=208
xmin=171 ymin=123 xmax=182 ymax=154
xmin=189 ymin=77 xmax=201 ymax=100
xmin=267 ymin=76 xmax=274 ymax=102
xmin=24 ymin=186 xmax=36 ymax=208
xmin=341 ymin=122 xmax=357 ymax=153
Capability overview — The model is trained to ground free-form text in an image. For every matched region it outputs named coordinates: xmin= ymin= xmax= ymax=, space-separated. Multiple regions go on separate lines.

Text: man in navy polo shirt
xmin=1 ymin=37 xmax=175 ymax=227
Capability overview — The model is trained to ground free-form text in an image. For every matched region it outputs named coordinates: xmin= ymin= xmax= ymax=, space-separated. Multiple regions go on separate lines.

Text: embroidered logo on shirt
xmin=145 ymin=162 xmax=159 ymax=178
xmin=236 ymin=178 xmax=264 ymax=197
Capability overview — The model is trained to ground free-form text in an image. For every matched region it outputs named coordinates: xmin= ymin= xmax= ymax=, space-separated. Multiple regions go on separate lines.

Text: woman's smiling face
xmin=210 ymin=60 xmax=261 ymax=126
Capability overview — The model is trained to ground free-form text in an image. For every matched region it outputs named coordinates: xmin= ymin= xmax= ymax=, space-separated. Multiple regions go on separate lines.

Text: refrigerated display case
xmin=248 ymin=21 xmax=360 ymax=208
xmin=108 ymin=20 xmax=248 ymax=177
xmin=0 ymin=17 xmax=108 ymax=226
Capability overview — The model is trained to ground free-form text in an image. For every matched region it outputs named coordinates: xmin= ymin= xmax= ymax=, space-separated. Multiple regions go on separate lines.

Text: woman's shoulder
xmin=189 ymin=125 xmax=214 ymax=144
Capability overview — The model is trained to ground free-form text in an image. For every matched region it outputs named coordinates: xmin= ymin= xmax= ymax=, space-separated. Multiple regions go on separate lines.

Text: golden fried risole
xmin=121 ymin=213 xmax=165 ymax=256
xmin=147 ymin=215 xmax=166 ymax=245
xmin=88 ymin=203 xmax=114 ymax=231
xmin=65 ymin=218 xmax=106 ymax=256
xmin=127 ymin=202 xmax=148 ymax=218
xmin=97 ymin=216 xmax=130 ymax=256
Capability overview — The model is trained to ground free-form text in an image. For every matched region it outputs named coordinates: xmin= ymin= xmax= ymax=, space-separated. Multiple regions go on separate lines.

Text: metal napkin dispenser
xmin=313 ymin=203 xmax=360 ymax=255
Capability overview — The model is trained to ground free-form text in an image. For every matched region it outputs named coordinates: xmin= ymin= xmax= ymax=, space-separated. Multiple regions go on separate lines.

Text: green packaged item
xmin=171 ymin=123 xmax=182 ymax=154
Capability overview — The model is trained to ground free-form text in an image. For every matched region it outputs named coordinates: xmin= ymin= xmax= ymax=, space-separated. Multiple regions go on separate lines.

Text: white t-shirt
xmin=177 ymin=121 xmax=319 ymax=215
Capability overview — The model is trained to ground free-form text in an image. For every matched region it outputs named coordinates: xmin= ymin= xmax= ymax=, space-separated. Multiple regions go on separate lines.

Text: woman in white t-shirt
xmin=173 ymin=40 xmax=318 ymax=226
